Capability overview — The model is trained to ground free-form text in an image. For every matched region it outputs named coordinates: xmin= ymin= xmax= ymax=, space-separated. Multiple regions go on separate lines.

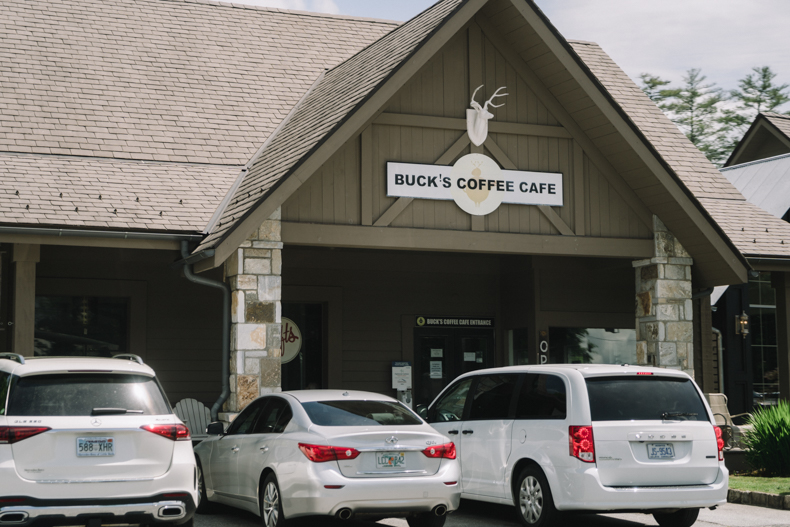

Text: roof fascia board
xmin=200 ymin=0 xmax=490 ymax=271
xmin=725 ymin=116 xmax=767 ymax=167
xmin=508 ymin=0 xmax=748 ymax=284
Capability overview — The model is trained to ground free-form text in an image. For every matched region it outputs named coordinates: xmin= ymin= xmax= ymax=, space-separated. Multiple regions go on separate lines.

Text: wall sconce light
xmin=735 ymin=311 xmax=749 ymax=338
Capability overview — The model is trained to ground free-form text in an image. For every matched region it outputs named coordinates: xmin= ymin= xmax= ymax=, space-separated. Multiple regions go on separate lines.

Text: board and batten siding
xmin=283 ymin=22 xmax=652 ymax=242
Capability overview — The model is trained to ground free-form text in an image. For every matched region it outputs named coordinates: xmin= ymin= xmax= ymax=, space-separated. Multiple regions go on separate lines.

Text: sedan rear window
xmin=302 ymin=400 xmax=422 ymax=427
xmin=7 ymin=374 xmax=171 ymax=416
xmin=586 ymin=376 xmax=709 ymax=422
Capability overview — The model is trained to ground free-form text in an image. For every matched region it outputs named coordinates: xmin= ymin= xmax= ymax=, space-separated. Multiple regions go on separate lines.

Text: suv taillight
xmin=714 ymin=426 xmax=724 ymax=461
xmin=569 ymin=426 xmax=595 ymax=463
xmin=0 ymin=426 xmax=51 ymax=444
xmin=140 ymin=424 xmax=191 ymax=441
xmin=298 ymin=443 xmax=360 ymax=463
xmin=421 ymin=442 xmax=456 ymax=459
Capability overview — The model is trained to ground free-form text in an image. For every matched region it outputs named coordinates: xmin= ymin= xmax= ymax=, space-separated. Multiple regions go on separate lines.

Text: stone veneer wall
xmin=633 ymin=217 xmax=694 ymax=377
xmin=224 ymin=208 xmax=283 ymax=412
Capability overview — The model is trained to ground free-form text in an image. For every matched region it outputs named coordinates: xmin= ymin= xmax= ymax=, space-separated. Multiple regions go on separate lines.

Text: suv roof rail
xmin=114 ymin=354 xmax=144 ymax=365
xmin=0 ymin=353 xmax=26 ymax=365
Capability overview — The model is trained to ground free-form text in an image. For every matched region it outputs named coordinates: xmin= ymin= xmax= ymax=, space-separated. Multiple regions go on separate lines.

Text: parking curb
xmin=727 ymin=489 xmax=790 ymax=510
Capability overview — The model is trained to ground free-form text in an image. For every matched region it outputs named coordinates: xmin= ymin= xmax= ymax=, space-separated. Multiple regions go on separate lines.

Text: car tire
xmin=260 ymin=473 xmax=286 ymax=527
xmin=653 ymin=509 xmax=700 ymax=527
xmin=514 ymin=465 xmax=559 ymax=527
xmin=406 ymin=512 xmax=447 ymax=527
xmin=179 ymin=519 xmax=194 ymax=527
xmin=195 ymin=458 xmax=213 ymax=514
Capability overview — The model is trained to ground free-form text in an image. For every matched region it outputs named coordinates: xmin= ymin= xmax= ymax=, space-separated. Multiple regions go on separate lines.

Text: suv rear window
xmin=302 ymin=400 xmax=421 ymax=427
xmin=7 ymin=374 xmax=171 ymax=416
xmin=586 ymin=376 xmax=709 ymax=422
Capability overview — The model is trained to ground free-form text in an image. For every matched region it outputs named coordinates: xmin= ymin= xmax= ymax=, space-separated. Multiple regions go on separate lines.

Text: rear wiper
xmin=662 ymin=412 xmax=697 ymax=420
xmin=91 ymin=408 xmax=144 ymax=415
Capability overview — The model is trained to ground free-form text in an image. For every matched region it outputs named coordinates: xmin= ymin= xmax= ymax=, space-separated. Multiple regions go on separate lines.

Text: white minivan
xmin=422 ymin=364 xmax=727 ymax=527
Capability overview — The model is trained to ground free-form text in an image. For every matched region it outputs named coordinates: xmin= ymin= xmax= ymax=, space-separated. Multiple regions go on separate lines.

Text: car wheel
xmin=653 ymin=509 xmax=700 ymax=527
xmin=406 ymin=512 xmax=446 ymax=527
xmin=260 ymin=473 xmax=285 ymax=527
xmin=514 ymin=465 xmax=558 ymax=527
xmin=195 ymin=459 xmax=213 ymax=514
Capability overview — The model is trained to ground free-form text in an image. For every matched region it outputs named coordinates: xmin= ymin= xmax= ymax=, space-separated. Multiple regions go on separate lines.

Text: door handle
xmin=462 ymin=430 xmax=474 ymax=435
xmin=260 ymin=446 xmax=269 ymax=453
xmin=231 ymin=446 xmax=239 ymax=453
xmin=447 ymin=430 xmax=459 ymax=435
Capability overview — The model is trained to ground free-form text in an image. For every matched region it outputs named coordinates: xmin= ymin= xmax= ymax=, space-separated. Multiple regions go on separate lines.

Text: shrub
xmin=743 ymin=400 xmax=790 ymax=476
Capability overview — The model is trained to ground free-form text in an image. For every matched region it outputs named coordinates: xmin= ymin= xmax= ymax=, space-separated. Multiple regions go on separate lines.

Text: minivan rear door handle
xmin=462 ymin=430 xmax=474 ymax=435
xmin=447 ymin=430 xmax=459 ymax=435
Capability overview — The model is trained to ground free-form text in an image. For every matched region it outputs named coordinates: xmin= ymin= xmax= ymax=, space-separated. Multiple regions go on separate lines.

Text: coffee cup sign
xmin=281 ymin=317 xmax=302 ymax=364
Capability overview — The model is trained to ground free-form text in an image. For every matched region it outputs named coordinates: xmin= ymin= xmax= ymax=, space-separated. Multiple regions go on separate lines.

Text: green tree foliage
xmin=639 ymin=73 xmax=672 ymax=104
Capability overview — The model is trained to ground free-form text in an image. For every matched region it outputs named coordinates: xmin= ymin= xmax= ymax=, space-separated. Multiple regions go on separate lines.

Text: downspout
xmin=179 ymin=240 xmax=229 ymax=422
xmin=712 ymin=328 xmax=724 ymax=393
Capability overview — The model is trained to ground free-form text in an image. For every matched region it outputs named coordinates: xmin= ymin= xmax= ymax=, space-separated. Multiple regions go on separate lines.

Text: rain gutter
xmin=0 ymin=225 xmax=204 ymax=242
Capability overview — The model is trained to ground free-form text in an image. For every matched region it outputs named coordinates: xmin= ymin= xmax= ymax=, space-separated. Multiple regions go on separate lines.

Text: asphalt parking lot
xmin=194 ymin=500 xmax=790 ymax=527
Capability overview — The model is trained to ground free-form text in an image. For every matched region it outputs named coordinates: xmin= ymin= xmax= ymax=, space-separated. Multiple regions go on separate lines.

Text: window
xmin=428 ymin=378 xmax=473 ymax=423
xmin=549 ymin=328 xmax=636 ymax=365
xmin=302 ymin=400 xmax=422 ymax=427
xmin=467 ymin=374 xmax=518 ymax=420
xmin=515 ymin=374 xmax=567 ymax=419
xmin=749 ymin=272 xmax=779 ymax=406
xmin=34 ymin=296 xmax=129 ymax=357
xmin=226 ymin=400 xmax=266 ymax=435
xmin=0 ymin=371 xmax=10 ymax=415
xmin=7 ymin=374 xmax=170 ymax=416
xmin=253 ymin=398 xmax=292 ymax=434
xmin=585 ymin=376 xmax=708 ymax=422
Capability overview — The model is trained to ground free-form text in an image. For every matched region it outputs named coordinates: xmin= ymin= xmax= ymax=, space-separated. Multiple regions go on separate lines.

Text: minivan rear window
xmin=302 ymin=400 xmax=422 ymax=427
xmin=7 ymin=374 xmax=171 ymax=416
xmin=586 ymin=376 xmax=709 ymax=422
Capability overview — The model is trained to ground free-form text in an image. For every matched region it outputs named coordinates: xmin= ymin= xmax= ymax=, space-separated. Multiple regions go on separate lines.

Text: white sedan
xmin=193 ymin=390 xmax=460 ymax=527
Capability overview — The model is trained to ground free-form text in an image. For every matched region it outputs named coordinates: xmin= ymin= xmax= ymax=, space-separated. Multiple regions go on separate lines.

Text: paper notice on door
xmin=430 ymin=348 xmax=443 ymax=358
xmin=463 ymin=352 xmax=476 ymax=362
xmin=429 ymin=361 xmax=443 ymax=379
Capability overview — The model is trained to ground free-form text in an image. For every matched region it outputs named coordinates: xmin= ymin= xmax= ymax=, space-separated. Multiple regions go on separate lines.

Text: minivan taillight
xmin=569 ymin=426 xmax=595 ymax=463
xmin=421 ymin=442 xmax=456 ymax=459
xmin=140 ymin=424 xmax=191 ymax=441
xmin=714 ymin=426 xmax=724 ymax=461
xmin=298 ymin=443 xmax=360 ymax=463
xmin=0 ymin=426 xmax=51 ymax=444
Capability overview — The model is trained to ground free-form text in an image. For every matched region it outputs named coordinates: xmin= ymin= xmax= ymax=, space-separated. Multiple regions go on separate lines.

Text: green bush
xmin=743 ymin=400 xmax=790 ymax=476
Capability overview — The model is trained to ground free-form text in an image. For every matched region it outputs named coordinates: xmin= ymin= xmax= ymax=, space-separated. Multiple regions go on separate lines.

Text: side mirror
xmin=416 ymin=405 xmax=428 ymax=420
xmin=206 ymin=422 xmax=225 ymax=436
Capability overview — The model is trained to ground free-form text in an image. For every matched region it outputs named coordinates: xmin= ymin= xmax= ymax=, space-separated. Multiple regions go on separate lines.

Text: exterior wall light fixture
xmin=735 ymin=311 xmax=749 ymax=338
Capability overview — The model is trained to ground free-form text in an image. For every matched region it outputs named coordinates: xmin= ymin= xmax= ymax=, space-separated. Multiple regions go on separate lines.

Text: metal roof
xmin=721 ymin=153 xmax=790 ymax=220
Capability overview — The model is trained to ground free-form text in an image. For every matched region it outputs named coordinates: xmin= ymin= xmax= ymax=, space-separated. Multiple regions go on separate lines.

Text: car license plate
xmin=77 ymin=437 xmax=115 ymax=457
xmin=647 ymin=443 xmax=674 ymax=459
xmin=375 ymin=452 xmax=406 ymax=468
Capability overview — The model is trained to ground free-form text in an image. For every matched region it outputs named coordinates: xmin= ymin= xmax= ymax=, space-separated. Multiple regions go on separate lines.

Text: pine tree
xmin=639 ymin=73 xmax=672 ymax=104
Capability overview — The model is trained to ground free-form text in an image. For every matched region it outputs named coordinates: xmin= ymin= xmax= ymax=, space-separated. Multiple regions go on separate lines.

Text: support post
xmin=11 ymin=244 xmax=39 ymax=357
xmin=771 ymin=272 xmax=790 ymax=402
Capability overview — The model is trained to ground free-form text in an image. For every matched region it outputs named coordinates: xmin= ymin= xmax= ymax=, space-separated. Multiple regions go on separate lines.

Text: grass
xmin=729 ymin=475 xmax=790 ymax=495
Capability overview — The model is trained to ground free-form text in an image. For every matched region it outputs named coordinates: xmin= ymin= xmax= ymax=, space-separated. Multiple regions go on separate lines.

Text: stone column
xmin=224 ymin=209 xmax=282 ymax=413
xmin=12 ymin=244 xmax=40 ymax=357
xmin=633 ymin=217 xmax=694 ymax=377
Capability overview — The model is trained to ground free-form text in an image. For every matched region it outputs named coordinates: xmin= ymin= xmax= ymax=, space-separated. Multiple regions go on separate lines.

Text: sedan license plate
xmin=647 ymin=443 xmax=675 ymax=459
xmin=77 ymin=437 xmax=115 ymax=457
xmin=375 ymin=452 xmax=406 ymax=469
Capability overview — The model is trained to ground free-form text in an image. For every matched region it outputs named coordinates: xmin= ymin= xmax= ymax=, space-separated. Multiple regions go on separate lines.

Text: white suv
xmin=0 ymin=353 xmax=198 ymax=527
xmin=423 ymin=364 xmax=727 ymax=527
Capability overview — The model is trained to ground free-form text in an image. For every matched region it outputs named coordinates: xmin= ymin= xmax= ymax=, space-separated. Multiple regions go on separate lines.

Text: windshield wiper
xmin=662 ymin=411 xmax=697 ymax=420
xmin=91 ymin=408 xmax=144 ymax=415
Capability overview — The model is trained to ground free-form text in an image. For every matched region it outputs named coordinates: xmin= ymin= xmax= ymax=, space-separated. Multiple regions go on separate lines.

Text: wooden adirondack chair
xmin=704 ymin=393 xmax=752 ymax=449
xmin=174 ymin=398 xmax=211 ymax=442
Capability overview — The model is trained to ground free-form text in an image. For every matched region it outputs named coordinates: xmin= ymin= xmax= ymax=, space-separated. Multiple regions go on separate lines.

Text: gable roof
xmin=721 ymin=153 xmax=790 ymax=220
xmin=725 ymin=112 xmax=790 ymax=167
xmin=0 ymin=0 xmax=396 ymax=234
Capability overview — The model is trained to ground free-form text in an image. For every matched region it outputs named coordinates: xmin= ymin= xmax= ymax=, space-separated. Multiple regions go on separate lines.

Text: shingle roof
xmin=568 ymin=41 xmax=790 ymax=259
xmin=197 ymin=0 xmax=467 ymax=251
xmin=764 ymin=112 xmax=790 ymax=139
xmin=0 ymin=153 xmax=238 ymax=232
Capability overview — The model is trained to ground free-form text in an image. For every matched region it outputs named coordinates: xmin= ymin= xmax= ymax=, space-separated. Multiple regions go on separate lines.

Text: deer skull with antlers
xmin=466 ymin=85 xmax=508 ymax=146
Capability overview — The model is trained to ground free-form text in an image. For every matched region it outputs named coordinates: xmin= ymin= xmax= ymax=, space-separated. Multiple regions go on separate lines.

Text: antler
xmin=484 ymin=86 xmax=509 ymax=110
xmin=470 ymin=85 xmax=484 ymax=106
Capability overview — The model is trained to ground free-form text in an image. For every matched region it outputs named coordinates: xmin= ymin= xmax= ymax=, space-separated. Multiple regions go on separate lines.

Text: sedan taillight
xmin=140 ymin=424 xmax=191 ymax=441
xmin=421 ymin=442 xmax=456 ymax=459
xmin=0 ymin=426 xmax=51 ymax=444
xmin=298 ymin=443 xmax=360 ymax=462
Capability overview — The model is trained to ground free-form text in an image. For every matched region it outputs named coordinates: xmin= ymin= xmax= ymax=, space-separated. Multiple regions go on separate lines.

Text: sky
xmin=231 ymin=0 xmax=790 ymax=98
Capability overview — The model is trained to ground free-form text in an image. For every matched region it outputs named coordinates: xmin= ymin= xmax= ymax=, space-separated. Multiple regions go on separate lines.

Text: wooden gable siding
xmin=283 ymin=14 xmax=652 ymax=242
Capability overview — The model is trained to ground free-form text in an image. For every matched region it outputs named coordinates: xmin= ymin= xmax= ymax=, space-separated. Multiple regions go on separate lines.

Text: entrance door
xmin=281 ymin=303 xmax=324 ymax=390
xmin=414 ymin=327 xmax=495 ymax=406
